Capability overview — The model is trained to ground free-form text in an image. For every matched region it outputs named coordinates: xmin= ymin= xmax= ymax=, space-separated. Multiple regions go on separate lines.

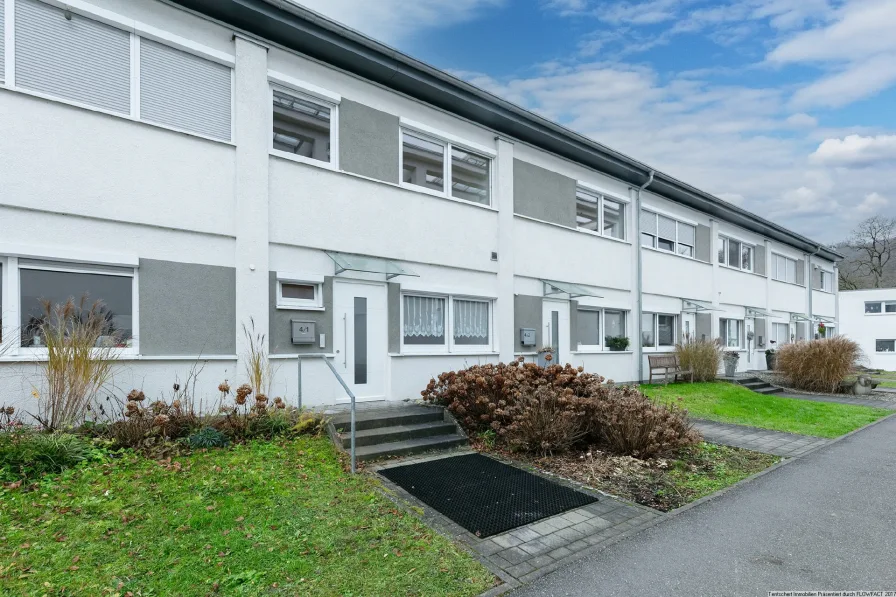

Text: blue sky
xmin=294 ymin=0 xmax=896 ymax=244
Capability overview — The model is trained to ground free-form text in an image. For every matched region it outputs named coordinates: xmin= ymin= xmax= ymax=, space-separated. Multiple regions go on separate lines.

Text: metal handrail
xmin=319 ymin=355 xmax=358 ymax=474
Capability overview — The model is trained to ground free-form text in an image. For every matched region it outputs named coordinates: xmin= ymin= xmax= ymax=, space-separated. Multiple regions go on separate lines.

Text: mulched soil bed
xmin=755 ymin=371 xmax=896 ymax=401
xmin=474 ymin=439 xmax=778 ymax=512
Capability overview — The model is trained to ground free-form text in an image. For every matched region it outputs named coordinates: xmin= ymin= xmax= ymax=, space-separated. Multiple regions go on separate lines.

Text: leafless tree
xmin=845 ymin=216 xmax=896 ymax=289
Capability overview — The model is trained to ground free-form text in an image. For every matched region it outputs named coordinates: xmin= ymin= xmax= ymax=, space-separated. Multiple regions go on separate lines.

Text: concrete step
xmin=754 ymin=386 xmax=783 ymax=395
xmin=339 ymin=421 xmax=458 ymax=448
xmin=737 ymin=377 xmax=765 ymax=385
xmin=331 ymin=405 xmax=444 ymax=432
xmin=742 ymin=381 xmax=774 ymax=390
xmin=355 ymin=434 xmax=469 ymax=462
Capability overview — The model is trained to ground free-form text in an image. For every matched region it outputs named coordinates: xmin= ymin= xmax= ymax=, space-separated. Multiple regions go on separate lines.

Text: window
xmin=773 ymin=254 xmax=798 ymax=284
xmin=864 ymin=301 xmax=896 ymax=314
xmin=640 ymin=210 xmax=694 ymax=257
xmin=817 ymin=270 xmax=833 ymax=293
xmin=576 ymin=309 xmax=601 ymax=347
xmin=272 ymin=88 xmax=334 ymax=164
xmin=402 ymin=294 xmax=493 ymax=351
xmin=277 ymin=277 xmax=322 ymax=310
xmin=576 ymin=189 xmax=626 ymax=240
xmin=866 ymin=302 xmax=882 ymax=314
xmin=401 ymin=129 xmax=491 ymax=206
xmin=605 ymin=310 xmax=626 ymax=342
xmin=771 ymin=322 xmax=790 ymax=346
xmin=575 ymin=308 xmax=628 ymax=350
xmin=642 ymin=313 xmax=677 ymax=349
xmin=876 ymin=340 xmax=895 ymax=353
xmin=718 ymin=236 xmax=753 ymax=272
xmin=18 ymin=262 xmax=135 ymax=349
xmin=720 ymin=318 xmax=744 ymax=349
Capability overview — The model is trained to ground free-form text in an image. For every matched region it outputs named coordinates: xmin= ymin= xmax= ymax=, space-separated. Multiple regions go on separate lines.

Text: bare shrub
xmin=33 ymin=298 xmax=121 ymax=431
xmin=502 ymin=386 xmax=591 ymax=455
xmin=242 ymin=319 xmax=272 ymax=396
xmin=592 ymin=390 xmax=701 ymax=458
xmin=776 ymin=337 xmax=863 ymax=393
xmin=675 ymin=339 xmax=722 ymax=382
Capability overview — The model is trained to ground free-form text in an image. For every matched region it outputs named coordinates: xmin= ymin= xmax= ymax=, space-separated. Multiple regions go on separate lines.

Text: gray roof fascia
xmin=169 ymin=0 xmax=843 ymax=262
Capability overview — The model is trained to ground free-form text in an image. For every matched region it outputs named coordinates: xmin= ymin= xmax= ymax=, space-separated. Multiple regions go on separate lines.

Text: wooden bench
xmin=647 ymin=354 xmax=694 ymax=385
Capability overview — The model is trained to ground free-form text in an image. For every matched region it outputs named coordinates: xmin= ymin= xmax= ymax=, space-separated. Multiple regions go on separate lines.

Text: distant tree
xmin=844 ymin=216 xmax=896 ymax=289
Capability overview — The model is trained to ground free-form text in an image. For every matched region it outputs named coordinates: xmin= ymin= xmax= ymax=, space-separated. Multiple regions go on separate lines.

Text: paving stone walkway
xmin=693 ymin=419 xmax=830 ymax=457
xmin=774 ymin=392 xmax=896 ymax=409
xmin=373 ymin=451 xmax=662 ymax=587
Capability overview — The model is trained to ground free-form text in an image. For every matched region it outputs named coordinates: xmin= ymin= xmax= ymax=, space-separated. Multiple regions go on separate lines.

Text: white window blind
xmin=657 ymin=215 xmax=676 ymax=241
xmin=15 ymin=0 xmax=131 ymax=113
xmin=640 ymin=210 xmax=657 ymax=234
xmin=140 ymin=39 xmax=232 ymax=141
xmin=678 ymin=222 xmax=696 ymax=246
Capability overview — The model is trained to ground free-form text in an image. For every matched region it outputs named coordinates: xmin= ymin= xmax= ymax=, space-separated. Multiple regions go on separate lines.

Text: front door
xmin=333 ymin=281 xmax=387 ymax=401
xmin=542 ymin=300 xmax=570 ymax=365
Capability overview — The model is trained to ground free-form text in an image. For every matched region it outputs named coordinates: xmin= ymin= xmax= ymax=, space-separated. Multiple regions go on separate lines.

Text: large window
xmin=642 ymin=313 xmax=677 ymax=349
xmin=864 ymin=301 xmax=896 ymax=314
xmin=402 ymin=294 xmax=492 ymax=351
xmin=771 ymin=322 xmax=790 ymax=347
xmin=720 ymin=318 xmax=744 ymax=349
xmin=772 ymin=254 xmax=798 ymax=284
xmin=575 ymin=308 xmax=628 ymax=350
xmin=576 ymin=189 xmax=626 ymax=240
xmin=272 ymin=88 xmax=335 ymax=165
xmin=10 ymin=0 xmax=233 ymax=140
xmin=640 ymin=210 xmax=695 ymax=257
xmin=401 ymin=129 xmax=491 ymax=206
xmin=18 ymin=262 xmax=135 ymax=349
xmin=718 ymin=236 xmax=753 ymax=272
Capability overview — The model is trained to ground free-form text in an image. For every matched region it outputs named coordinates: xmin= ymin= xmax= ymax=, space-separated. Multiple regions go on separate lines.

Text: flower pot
xmin=766 ymin=353 xmax=776 ymax=370
xmin=723 ymin=358 xmax=738 ymax=377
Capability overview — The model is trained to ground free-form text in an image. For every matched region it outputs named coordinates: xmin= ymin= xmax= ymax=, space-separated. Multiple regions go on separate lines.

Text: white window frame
xmin=2 ymin=0 xmax=235 ymax=144
xmin=876 ymin=339 xmax=896 ymax=353
xmin=400 ymin=291 xmax=495 ymax=354
xmin=6 ymin=257 xmax=139 ymax=357
xmin=640 ymin=209 xmax=696 ymax=259
xmin=817 ymin=269 xmax=834 ymax=293
xmin=576 ymin=186 xmax=627 ymax=241
xmin=399 ymin=125 xmax=493 ymax=207
xmin=770 ymin=322 xmax=790 ymax=347
xmin=864 ymin=301 xmax=896 ymax=315
xmin=641 ymin=312 xmax=678 ymax=351
xmin=276 ymin=272 xmax=324 ymax=311
xmin=720 ymin=318 xmax=744 ymax=349
xmin=718 ymin=235 xmax=754 ymax=273
xmin=772 ymin=253 xmax=798 ymax=284
xmin=575 ymin=307 xmax=602 ymax=351
xmin=269 ymin=81 xmax=340 ymax=171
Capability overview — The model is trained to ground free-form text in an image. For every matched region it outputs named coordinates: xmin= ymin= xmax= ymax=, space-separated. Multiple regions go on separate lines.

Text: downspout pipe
xmin=635 ymin=170 xmax=655 ymax=383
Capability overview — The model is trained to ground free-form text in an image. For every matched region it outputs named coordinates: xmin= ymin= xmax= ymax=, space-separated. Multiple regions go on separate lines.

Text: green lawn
xmin=0 ymin=437 xmax=494 ymax=596
xmin=643 ymin=382 xmax=891 ymax=438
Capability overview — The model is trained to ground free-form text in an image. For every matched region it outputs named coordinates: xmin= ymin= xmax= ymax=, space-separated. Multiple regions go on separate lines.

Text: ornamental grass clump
xmin=776 ymin=336 xmax=864 ymax=393
xmin=675 ymin=339 xmax=723 ymax=382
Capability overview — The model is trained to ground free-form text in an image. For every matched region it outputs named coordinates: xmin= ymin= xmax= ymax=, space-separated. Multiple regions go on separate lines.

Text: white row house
xmin=839 ymin=290 xmax=896 ymax=370
xmin=0 ymin=0 xmax=842 ymax=410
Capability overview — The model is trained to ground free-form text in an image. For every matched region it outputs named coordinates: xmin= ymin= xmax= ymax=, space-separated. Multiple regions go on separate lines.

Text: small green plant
xmin=477 ymin=429 xmax=497 ymax=450
xmin=0 ymin=431 xmax=97 ymax=482
xmin=186 ymin=427 xmax=230 ymax=449
xmin=605 ymin=336 xmax=630 ymax=351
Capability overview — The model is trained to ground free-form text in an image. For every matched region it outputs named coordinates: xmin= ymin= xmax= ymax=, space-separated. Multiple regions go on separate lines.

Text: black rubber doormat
xmin=380 ymin=453 xmax=597 ymax=538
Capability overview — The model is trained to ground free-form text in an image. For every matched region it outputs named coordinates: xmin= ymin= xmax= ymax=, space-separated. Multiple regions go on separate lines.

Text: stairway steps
xmin=355 ymin=434 xmax=469 ymax=462
xmin=331 ymin=407 xmax=444 ymax=432
xmin=339 ymin=421 xmax=459 ymax=448
xmin=734 ymin=377 xmax=784 ymax=395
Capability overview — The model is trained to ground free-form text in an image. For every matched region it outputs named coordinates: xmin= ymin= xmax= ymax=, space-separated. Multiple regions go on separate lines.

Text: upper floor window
xmin=865 ymin=301 xmax=896 ymax=314
xmin=640 ymin=211 xmax=695 ymax=257
xmin=772 ymin=254 xmax=798 ymax=284
xmin=272 ymin=88 xmax=335 ymax=166
xmin=400 ymin=129 xmax=491 ymax=206
xmin=576 ymin=189 xmax=626 ymax=240
xmin=817 ymin=270 xmax=834 ymax=293
xmin=718 ymin=236 xmax=753 ymax=272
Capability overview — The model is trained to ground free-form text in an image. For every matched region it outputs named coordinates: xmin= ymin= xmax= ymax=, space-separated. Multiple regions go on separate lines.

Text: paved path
xmin=694 ymin=419 xmax=830 ymax=457
xmin=512 ymin=414 xmax=896 ymax=597
xmin=775 ymin=391 xmax=896 ymax=409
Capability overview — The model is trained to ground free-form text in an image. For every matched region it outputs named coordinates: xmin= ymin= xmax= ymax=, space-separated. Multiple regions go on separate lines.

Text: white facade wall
xmin=0 ymin=0 xmax=840 ymax=414
xmin=839 ymin=290 xmax=896 ymax=370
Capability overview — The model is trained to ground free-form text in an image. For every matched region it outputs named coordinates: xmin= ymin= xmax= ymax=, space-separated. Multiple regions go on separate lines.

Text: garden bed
xmin=642 ymin=382 xmax=891 ymax=438
xmin=754 ymin=370 xmax=896 ymax=400
xmin=0 ymin=436 xmax=495 ymax=596
xmin=474 ymin=440 xmax=778 ymax=512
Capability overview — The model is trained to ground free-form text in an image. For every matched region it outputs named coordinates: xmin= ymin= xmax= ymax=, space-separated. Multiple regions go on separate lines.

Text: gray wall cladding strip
xmin=695 ymin=313 xmax=711 ymax=342
xmin=754 ymin=245 xmax=767 ymax=276
xmin=695 ymin=224 xmax=711 ymax=263
xmin=513 ymin=159 xmax=577 ymax=227
xmin=16 ymin=0 xmax=130 ymax=114
xmin=140 ymin=39 xmax=232 ymax=141
xmin=514 ymin=294 xmax=543 ymax=353
xmin=138 ymin=259 xmax=236 ymax=356
xmin=269 ymin=273 xmax=334 ymax=354
xmin=339 ymin=99 xmax=400 ymax=183
xmin=388 ymin=283 xmax=400 ymax=353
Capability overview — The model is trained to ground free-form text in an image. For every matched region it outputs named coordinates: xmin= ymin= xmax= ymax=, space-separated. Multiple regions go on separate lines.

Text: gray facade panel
xmin=269 ymin=273 xmax=334 ymax=354
xmin=695 ymin=224 xmax=711 ymax=263
xmin=339 ymin=99 xmax=399 ymax=183
xmin=796 ymin=259 xmax=806 ymax=287
xmin=695 ymin=313 xmax=712 ymax=342
xmin=388 ymin=282 xmax=400 ymax=353
xmin=139 ymin=259 xmax=236 ymax=356
xmin=569 ymin=300 xmax=578 ymax=351
xmin=513 ymin=159 xmax=577 ymax=227
xmin=754 ymin=245 xmax=767 ymax=276
xmin=515 ymin=294 xmax=543 ymax=353
xmin=754 ymin=317 xmax=767 ymax=349
xmin=813 ymin=267 xmax=822 ymax=289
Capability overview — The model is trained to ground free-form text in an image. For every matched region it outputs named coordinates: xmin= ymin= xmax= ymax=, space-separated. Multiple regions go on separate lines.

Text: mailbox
xmin=520 ymin=327 xmax=536 ymax=347
xmin=291 ymin=320 xmax=316 ymax=345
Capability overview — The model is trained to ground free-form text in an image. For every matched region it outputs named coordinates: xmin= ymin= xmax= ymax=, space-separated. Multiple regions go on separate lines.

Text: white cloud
xmin=786 ymin=113 xmax=818 ymax=128
xmin=857 ymin=192 xmax=889 ymax=214
xmin=286 ymin=0 xmax=504 ymax=44
xmin=791 ymin=54 xmax=896 ymax=109
xmin=810 ymin=134 xmax=896 ymax=167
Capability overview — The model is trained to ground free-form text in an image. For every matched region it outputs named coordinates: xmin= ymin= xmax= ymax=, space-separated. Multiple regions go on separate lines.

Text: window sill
xmin=571 ymin=350 xmax=633 ymax=355
xmin=515 ymin=214 xmax=633 ymax=245
xmin=276 ymin=304 xmax=325 ymax=312
xmin=398 ymin=182 xmax=497 ymax=212
xmin=575 ymin=227 xmax=631 ymax=245
xmin=717 ymin=263 xmax=758 ymax=276
xmin=270 ymin=149 xmax=337 ymax=171
xmin=270 ymin=353 xmax=337 ymax=360
xmin=771 ymin=279 xmax=806 ymax=289
xmin=389 ymin=351 xmax=499 ymax=358
xmin=1 ymin=85 xmax=236 ymax=147
xmin=0 ymin=353 xmax=237 ymax=363
xmin=642 ymin=245 xmax=705 ymax=263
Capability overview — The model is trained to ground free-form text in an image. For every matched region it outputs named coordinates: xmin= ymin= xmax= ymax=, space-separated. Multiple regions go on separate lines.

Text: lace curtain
xmin=454 ymin=299 xmax=489 ymax=339
xmin=403 ymin=295 xmax=445 ymax=338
